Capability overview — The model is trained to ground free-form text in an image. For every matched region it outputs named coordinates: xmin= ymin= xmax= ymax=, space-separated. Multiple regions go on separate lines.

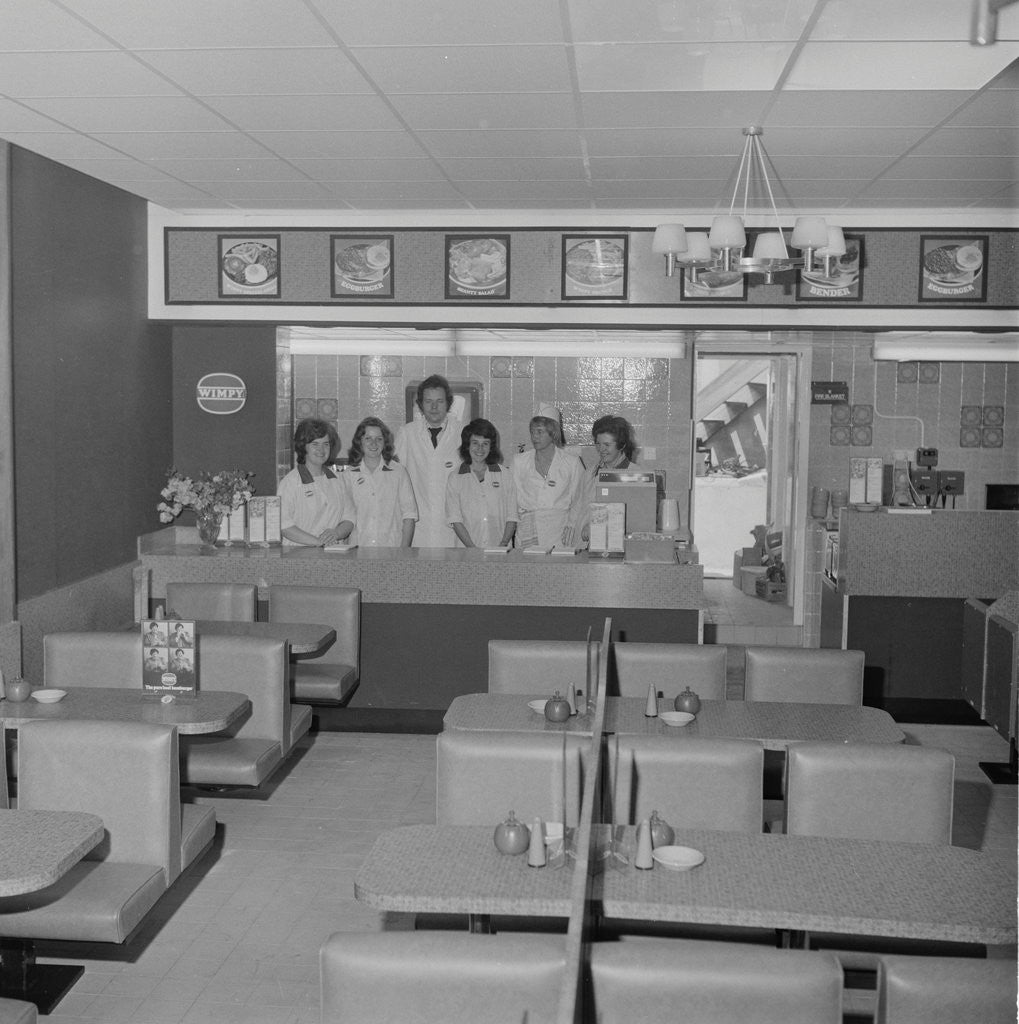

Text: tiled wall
xmin=808 ymin=333 xmax=1017 ymax=511
xmin=288 ymin=351 xmax=694 ymax=501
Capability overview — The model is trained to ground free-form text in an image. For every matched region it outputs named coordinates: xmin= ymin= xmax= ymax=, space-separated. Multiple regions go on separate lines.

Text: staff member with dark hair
xmin=445 ymin=418 xmax=517 ymax=548
xmin=580 ymin=415 xmax=637 ymax=543
xmin=344 ymin=416 xmax=417 ymax=547
xmin=278 ymin=418 xmax=352 ymax=546
xmin=394 ymin=373 xmax=461 ymax=547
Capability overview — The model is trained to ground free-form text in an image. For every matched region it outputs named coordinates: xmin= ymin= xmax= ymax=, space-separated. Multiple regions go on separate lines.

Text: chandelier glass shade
xmin=653 ymin=127 xmax=844 ymax=284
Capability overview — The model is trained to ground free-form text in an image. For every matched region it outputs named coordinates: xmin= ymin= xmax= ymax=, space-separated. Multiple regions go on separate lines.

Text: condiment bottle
xmin=644 ymin=682 xmax=659 ymax=717
xmin=634 ymin=819 xmax=654 ymax=869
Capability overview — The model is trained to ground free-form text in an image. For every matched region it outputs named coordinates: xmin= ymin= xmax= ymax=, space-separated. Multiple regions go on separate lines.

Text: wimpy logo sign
xmin=196 ymin=373 xmax=247 ymax=415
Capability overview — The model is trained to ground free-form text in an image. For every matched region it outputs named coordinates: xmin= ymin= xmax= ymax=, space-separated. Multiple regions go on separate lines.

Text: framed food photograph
xmin=679 ymin=266 xmax=747 ymax=301
xmin=331 ymin=234 xmax=394 ymax=298
xmin=561 ymin=235 xmax=628 ymax=300
xmin=918 ymin=235 xmax=988 ymax=302
xmin=218 ymin=234 xmax=280 ymax=298
xmin=796 ymin=234 xmax=865 ymax=302
xmin=445 ymin=235 xmax=510 ymax=299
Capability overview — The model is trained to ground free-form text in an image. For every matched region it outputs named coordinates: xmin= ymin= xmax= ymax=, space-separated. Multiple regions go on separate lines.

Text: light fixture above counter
xmin=652 ymin=127 xmax=846 ymax=286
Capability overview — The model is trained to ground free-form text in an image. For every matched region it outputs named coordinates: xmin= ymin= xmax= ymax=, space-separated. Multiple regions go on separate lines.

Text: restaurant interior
xmin=1 ymin=1 xmax=1018 ymax=1022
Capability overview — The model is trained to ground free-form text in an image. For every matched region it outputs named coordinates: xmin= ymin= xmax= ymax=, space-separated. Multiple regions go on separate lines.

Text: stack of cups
xmin=830 ymin=489 xmax=849 ymax=520
xmin=810 ymin=486 xmax=830 ymax=519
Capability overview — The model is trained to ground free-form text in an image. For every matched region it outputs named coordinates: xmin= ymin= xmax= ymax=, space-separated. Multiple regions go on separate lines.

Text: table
xmin=0 ymin=809 xmax=104 ymax=897
xmin=443 ymin=694 xmax=905 ymax=750
xmin=355 ymin=824 xmax=1016 ymax=947
xmin=0 ymin=808 xmax=105 ymax=1011
xmin=132 ymin=619 xmax=336 ymax=657
xmin=0 ymin=687 xmax=250 ymax=734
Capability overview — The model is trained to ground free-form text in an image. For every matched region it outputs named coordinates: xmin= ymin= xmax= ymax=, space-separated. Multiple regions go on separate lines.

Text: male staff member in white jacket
xmin=395 ymin=373 xmax=461 ymax=547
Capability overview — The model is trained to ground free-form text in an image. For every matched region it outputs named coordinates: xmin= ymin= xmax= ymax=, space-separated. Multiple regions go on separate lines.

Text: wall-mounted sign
xmin=196 ymin=373 xmax=247 ymax=415
xmin=918 ymin=235 xmax=988 ymax=302
xmin=445 ymin=235 xmax=510 ymax=299
xmin=811 ymin=381 xmax=849 ymax=404
xmin=219 ymin=234 xmax=280 ymax=298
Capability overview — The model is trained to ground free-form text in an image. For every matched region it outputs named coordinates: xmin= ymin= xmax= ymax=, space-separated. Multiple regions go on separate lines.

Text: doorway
xmin=691 ymin=338 xmax=811 ymax=626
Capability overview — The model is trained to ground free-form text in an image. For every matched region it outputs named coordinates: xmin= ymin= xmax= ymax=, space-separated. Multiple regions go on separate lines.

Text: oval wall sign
xmin=196 ymin=373 xmax=247 ymax=415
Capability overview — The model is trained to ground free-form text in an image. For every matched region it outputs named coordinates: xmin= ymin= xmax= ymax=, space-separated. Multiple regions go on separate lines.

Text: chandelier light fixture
xmin=652 ymin=126 xmax=845 ymax=285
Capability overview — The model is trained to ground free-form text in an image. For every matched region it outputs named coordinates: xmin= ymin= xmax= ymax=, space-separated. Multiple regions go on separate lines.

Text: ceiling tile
xmin=788 ymin=42 xmax=1019 ymax=90
xmin=248 ymin=131 xmax=427 ymax=159
xmin=56 ymin=158 xmax=179 ymax=181
xmin=766 ymin=90 xmax=973 ymax=127
xmin=434 ymin=157 xmax=588 ymax=179
xmin=580 ymin=91 xmax=770 ymax=129
xmin=140 ymin=48 xmax=373 ymax=95
xmin=754 ymin=127 xmax=930 ymax=156
xmin=92 ymin=131 xmax=275 ymax=160
xmin=884 ymin=155 xmax=1019 ymax=179
xmin=454 ymin=179 xmax=592 ymax=200
xmin=812 ymin=0 xmax=975 ymax=41
xmin=346 ymin=198 xmax=472 ymax=210
xmin=389 ymin=93 xmax=578 ymax=131
xmin=0 ymin=52 xmax=182 ymax=96
xmin=315 ymin=0 xmax=566 ymax=45
xmin=0 ymin=98 xmax=72 ymax=132
xmin=946 ymin=89 xmax=1019 ymax=126
xmin=186 ymin=179 xmax=331 ymax=200
xmin=566 ymin=0 xmax=819 ymax=43
xmin=319 ymin=180 xmax=464 ymax=200
xmin=912 ymin=127 xmax=1019 ymax=156
xmin=352 ymin=45 xmax=572 ymax=93
xmin=414 ymin=129 xmax=583 ymax=159
xmin=855 ymin=178 xmax=1015 ymax=199
xmin=199 ymin=94 xmax=405 ymax=131
xmin=63 ymin=0 xmax=336 ymax=49
xmin=583 ymin=128 xmax=752 ymax=157
xmin=288 ymin=157 xmax=445 ymax=180
xmin=24 ymin=96 xmax=233 ymax=132
xmin=0 ymin=0 xmax=113 ymax=49
xmin=574 ymin=42 xmax=795 ymax=91
xmin=146 ymin=158 xmax=312 ymax=181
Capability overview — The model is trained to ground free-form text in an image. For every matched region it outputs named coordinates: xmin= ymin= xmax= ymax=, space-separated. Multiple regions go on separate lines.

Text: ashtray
xmin=660 ymin=711 xmax=695 ymax=727
xmin=852 ymin=502 xmax=881 ymax=512
xmin=527 ymin=699 xmax=547 ymax=714
xmin=31 ymin=688 xmax=67 ymax=703
xmin=651 ymin=845 xmax=705 ymax=871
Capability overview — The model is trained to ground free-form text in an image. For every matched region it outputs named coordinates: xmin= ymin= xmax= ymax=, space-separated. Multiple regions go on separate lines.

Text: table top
xmin=135 ymin=620 xmax=336 ymax=656
xmin=443 ymin=695 xmax=905 ymax=750
xmin=355 ymin=824 xmax=575 ymax=918
xmin=355 ymin=824 xmax=1017 ymax=946
xmin=0 ymin=687 xmax=250 ymax=734
xmin=0 ymin=809 xmax=104 ymax=897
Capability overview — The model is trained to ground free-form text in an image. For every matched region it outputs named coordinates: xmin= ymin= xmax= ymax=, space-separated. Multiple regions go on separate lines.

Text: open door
xmin=691 ymin=337 xmax=811 ymax=626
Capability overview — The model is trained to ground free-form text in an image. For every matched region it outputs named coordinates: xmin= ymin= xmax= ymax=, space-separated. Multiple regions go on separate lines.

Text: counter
xmin=821 ymin=509 xmax=1019 ymax=709
xmin=136 ymin=528 xmax=705 ymax=716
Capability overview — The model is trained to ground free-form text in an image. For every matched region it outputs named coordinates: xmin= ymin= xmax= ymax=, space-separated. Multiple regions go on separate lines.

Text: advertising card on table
xmin=141 ymin=619 xmax=197 ymax=698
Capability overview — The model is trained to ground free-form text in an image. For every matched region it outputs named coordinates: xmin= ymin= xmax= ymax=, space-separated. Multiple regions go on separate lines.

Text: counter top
xmin=836 ymin=509 xmax=1018 ymax=598
xmin=137 ymin=528 xmax=706 ymax=610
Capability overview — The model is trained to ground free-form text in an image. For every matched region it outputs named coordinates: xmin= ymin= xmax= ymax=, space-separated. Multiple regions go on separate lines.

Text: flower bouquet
xmin=158 ymin=468 xmax=254 ymax=545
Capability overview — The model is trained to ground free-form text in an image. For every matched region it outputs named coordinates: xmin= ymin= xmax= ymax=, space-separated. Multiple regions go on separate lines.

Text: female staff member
xmin=344 ymin=417 xmax=417 ymax=547
xmin=278 ymin=418 xmax=352 ymax=546
xmin=581 ymin=415 xmax=637 ymax=543
xmin=445 ymin=418 xmax=517 ymax=548
xmin=510 ymin=409 xmax=585 ymax=550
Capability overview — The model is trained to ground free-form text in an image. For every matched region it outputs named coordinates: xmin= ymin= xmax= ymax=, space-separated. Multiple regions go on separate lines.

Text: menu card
xmin=247 ymin=496 xmax=282 ymax=545
xmin=141 ymin=618 xmax=197 ymax=698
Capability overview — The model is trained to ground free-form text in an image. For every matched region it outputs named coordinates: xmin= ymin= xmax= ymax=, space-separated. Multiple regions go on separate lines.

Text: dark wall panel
xmin=11 ymin=147 xmax=172 ymax=601
xmin=171 ymin=325 xmax=277 ymax=505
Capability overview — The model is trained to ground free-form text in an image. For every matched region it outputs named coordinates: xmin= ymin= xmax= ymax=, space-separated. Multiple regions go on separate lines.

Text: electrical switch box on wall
xmin=916 ymin=447 xmax=939 ymax=467
xmin=911 ymin=469 xmax=937 ymax=496
xmin=939 ymin=471 xmax=965 ymax=495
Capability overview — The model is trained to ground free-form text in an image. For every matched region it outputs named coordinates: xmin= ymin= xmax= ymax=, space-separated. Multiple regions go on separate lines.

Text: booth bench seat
xmin=0 ymin=999 xmax=36 ymax=1024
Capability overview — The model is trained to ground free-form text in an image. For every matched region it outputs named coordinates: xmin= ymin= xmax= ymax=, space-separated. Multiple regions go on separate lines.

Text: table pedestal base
xmin=0 ymin=939 xmax=85 ymax=1015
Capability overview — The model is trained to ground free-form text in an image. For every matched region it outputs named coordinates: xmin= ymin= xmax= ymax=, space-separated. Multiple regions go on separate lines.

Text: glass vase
xmin=196 ymin=509 xmax=223 ymax=547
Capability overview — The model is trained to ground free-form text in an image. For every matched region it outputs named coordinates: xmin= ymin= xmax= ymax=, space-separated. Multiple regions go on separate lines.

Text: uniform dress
xmin=277 ymin=462 xmax=350 ymax=545
xmin=394 ymin=416 xmax=462 ymax=547
xmin=510 ymin=447 xmax=586 ymax=549
xmin=343 ymin=460 xmax=418 ymax=547
xmin=444 ymin=463 xmax=517 ymax=548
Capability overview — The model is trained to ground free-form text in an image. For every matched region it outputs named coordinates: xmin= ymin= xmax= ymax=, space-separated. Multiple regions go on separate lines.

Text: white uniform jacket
xmin=444 ymin=463 xmax=517 ymax=548
xmin=343 ymin=460 xmax=418 ymax=547
xmin=277 ymin=463 xmax=350 ymax=545
xmin=510 ymin=447 xmax=585 ymax=549
xmin=394 ymin=416 xmax=462 ymax=547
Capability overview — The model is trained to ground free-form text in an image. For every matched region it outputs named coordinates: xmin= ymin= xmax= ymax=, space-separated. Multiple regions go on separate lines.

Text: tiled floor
xmin=703 ymin=577 xmax=802 ymax=646
xmin=35 ymin=720 xmax=1016 ymax=1023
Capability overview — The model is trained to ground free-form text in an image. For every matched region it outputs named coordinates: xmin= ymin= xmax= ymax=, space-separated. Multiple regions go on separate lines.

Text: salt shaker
xmin=527 ymin=818 xmax=547 ymax=867
xmin=644 ymin=682 xmax=658 ymax=718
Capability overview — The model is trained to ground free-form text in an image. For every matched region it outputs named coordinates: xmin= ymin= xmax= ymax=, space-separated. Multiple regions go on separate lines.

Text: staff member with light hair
xmin=510 ymin=404 xmax=585 ymax=550
xmin=395 ymin=373 xmax=462 ymax=547
xmin=344 ymin=416 xmax=417 ymax=547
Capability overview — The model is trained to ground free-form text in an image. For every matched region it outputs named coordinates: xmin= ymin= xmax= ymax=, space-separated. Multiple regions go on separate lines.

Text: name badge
xmin=303 ymin=488 xmax=315 ymax=498
xmin=547 ymin=479 xmax=557 ymax=487
xmin=444 ymin=461 xmax=454 ymax=468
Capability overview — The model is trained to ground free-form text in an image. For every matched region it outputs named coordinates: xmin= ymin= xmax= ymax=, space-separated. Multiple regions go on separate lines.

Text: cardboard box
xmin=740 ymin=565 xmax=768 ymax=595
xmin=865 ymin=458 xmax=884 ymax=503
xmin=849 ymin=458 xmax=868 ymax=504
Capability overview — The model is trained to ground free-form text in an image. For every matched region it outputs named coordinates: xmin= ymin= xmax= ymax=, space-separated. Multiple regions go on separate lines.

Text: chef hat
xmin=532 ymin=403 xmax=564 ymax=446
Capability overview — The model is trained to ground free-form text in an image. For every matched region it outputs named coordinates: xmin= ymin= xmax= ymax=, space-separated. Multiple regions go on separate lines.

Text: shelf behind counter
xmin=136 ymin=528 xmax=705 ymax=722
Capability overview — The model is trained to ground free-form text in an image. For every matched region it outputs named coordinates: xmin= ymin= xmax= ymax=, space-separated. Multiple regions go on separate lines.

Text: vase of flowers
xmin=158 ymin=468 xmax=254 ymax=547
